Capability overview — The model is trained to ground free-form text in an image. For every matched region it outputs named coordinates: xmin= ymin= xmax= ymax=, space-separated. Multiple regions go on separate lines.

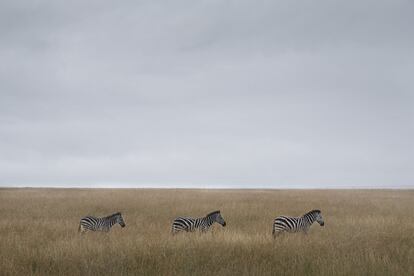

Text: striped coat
xmin=273 ymin=210 xmax=324 ymax=236
xmin=172 ymin=210 xmax=226 ymax=234
xmin=79 ymin=212 xmax=126 ymax=233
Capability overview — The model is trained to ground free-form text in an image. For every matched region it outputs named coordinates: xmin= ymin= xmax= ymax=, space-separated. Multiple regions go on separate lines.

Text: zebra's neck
xmin=205 ymin=215 xmax=215 ymax=227
xmin=104 ymin=214 xmax=119 ymax=227
xmin=303 ymin=212 xmax=317 ymax=226
xmin=197 ymin=214 xmax=216 ymax=228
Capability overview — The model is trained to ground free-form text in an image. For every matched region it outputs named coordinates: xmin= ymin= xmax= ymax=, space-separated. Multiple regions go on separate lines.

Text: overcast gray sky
xmin=1 ymin=0 xmax=413 ymax=188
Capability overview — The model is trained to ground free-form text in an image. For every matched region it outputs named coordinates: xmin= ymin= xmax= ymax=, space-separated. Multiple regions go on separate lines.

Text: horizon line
xmin=0 ymin=185 xmax=413 ymax=190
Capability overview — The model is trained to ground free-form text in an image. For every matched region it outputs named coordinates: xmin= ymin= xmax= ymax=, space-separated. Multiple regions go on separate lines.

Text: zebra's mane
xmin=206 ymin=210 xmax=220 ymax=217
xmin=105 ymin=212 xmax=121 ymax=219
xmin=304 ymin=209 xmax=321 ymax=216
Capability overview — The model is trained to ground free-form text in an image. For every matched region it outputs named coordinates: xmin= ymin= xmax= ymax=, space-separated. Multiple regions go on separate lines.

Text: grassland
xmin=0 ymin=188 xmax=413 ymax=275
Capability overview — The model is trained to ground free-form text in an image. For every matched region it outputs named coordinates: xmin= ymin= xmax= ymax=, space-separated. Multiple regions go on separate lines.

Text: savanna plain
xmin=0 ymin=188 xmax=413 ymax=275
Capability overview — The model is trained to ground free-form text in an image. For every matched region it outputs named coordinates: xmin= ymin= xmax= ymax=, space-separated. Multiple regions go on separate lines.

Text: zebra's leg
xmin=171 ymin=227 xmax=178 ymax=235
xmin=273 ymin=228 xmax=283 ymax=238
xmin=302 ymin=225 xmax=310 ymax=235
xmin=78 ymin=224 xmax=87 ymax=234
xmin=272 ymin=226 xmax=279 ymax=238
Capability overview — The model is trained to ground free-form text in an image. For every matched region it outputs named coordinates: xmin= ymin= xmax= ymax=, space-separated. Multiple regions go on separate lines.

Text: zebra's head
xmin=314 ymin=210 xmax=324 ymax=226
xmin=208 ymin=210 xmax=226 ymax=227
xmin=115 ymin=212 xmax=126 ymax=227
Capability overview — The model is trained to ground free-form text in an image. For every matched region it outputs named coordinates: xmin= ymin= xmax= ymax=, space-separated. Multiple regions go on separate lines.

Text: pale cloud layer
xmin=1 ymin=0 xmax=413 ymax=188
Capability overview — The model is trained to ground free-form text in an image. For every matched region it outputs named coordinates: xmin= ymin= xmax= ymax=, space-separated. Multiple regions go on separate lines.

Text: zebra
xmin=78 ymin=212 xmax=126 ymax=233
xmin=272 ymin=209 xmax=324 ymax=236
xmin=171 ymin=210 xmax=226 ymax=234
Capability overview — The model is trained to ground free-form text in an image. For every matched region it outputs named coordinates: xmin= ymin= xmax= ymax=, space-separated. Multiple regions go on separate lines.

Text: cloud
xmin=1 ymin=0 xmax=413 ymax=187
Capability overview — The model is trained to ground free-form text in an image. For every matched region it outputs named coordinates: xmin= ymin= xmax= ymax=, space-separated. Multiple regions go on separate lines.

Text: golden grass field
xmin=0 ymin=188 xmax=413 ymax=275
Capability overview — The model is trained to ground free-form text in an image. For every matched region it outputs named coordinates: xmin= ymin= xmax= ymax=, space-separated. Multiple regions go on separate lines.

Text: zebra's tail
xmin=78 ymin=223 xmax=82 ymax=233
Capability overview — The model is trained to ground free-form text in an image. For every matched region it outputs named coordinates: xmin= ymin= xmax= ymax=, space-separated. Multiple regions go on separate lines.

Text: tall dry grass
xmin=0 ymin=188 xmax=413 ymax=275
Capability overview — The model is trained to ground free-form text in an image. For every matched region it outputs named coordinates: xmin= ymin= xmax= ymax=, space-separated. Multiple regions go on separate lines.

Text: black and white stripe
xmin=272 ymin=209 xmax=324 ymax=236
xmin=172 ymin=210 xmax=226 ymax=234
xmin=79 ymin=212 xmax=126 ymax=233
